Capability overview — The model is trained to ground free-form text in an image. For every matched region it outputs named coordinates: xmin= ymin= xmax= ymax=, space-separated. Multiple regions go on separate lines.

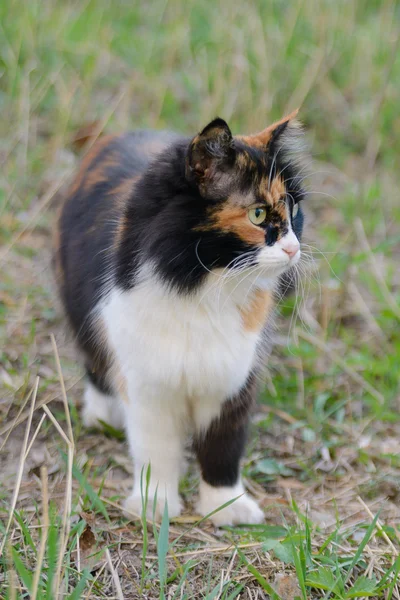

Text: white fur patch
xmin=82 ymin=381 xmax=124 ymax=430
xmin=122 ymin=385 xmax=184 ymax=520
xmin=197 ymin=480 xmax=264 ymax=526
xmin=256 ymin=208 xmax=300 ymax=270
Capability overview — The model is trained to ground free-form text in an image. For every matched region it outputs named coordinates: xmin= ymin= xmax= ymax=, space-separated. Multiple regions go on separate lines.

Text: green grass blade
xmin=376 ymin=555 xmax=400 ymax=591
xmin=205 ymin=582 xmax=223 ymax=599
xmin=59 ymin=452 xmax=110 ymax=524
xmin=224 ymin=584 xmax=245 ymax=599
xmin=71 ymin=462 xmax=110 ymax=523
xmin=386 ymin=556 xmax=400 ymax=600
xmin=67 ymin=569 xmax=90 ymax=600
xmin=157 ymin=500 xmax=169 ymax=600
xmin=344 ymin=510 xmax=380 ymax=583
xmin=170 ymin=560 xmax=199 ymax=599
xmin=11 ymin=547 xmax=33 ymax=593
xmin=140 ymin=464 xmax=151 ymax=594
xmin=13 ymin=510 xmax=36 ymax=554
xmin=317 ymin=528 xmax=340 ymax=555
xmin=288 ymin=534 xmax=307 ymax=600
xmin=46 ymin=518 xmax=59 ymax=597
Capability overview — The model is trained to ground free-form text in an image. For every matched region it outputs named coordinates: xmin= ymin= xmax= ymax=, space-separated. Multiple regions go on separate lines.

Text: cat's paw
xmin=208 ymin=493 xmax=264 ymax=527
xmin=123 ymin=492 xmax=183 ymax=522
xmin=82 ymin=382 xmax=124 ymax=430
xmin=197 ymin=481 xmax=264 ymax=527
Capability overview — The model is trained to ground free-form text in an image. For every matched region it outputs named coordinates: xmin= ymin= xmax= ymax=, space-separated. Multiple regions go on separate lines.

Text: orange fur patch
xmin=258 ymin=177 xmax=287 ymax=211
xmin=236 ymin=134 xmax=269 ymax=150
xmin=237 ymin=109 xmax=299 ymax=148
xmin=109 ymin=175 xmax=140 ymax=199
xmin=70 ymin=135 xmax=117 ymax=195
xmin=240 ymin=289 xmax=274 ymax=332
xmin=83 ymin=155 xmax=118 ymax=193
xmin=200 ymin=176 xmax=287 ymax=246
xmin=112 ymin=176 xmax=140 ymax=250
xmin=211 ymin=205 xmax=265 ymax=246
xmin=236 ymin=151 xmax=257 ymax=170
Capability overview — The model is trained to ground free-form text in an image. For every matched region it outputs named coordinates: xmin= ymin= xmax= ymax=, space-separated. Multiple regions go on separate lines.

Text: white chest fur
xmin=100 ymin=267 xmax=268 ymax=431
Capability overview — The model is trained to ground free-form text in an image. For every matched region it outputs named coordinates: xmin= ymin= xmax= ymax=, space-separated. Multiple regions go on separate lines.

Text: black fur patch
xmin=193 ymin=373 xmax=259 ymax=487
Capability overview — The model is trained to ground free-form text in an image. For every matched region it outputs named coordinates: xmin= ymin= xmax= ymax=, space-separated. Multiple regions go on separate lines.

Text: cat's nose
xmin=282 ymin=242 xmax=300 ymax=259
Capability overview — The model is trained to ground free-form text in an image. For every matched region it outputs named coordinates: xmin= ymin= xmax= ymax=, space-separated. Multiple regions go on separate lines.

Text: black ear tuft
xmin=199 ymin=117 xmax=232 ymax=139
xmin=186 ymin=118 xmax=235 ymax=196
xmin=268 ymin=121 xmax=290 ymax=146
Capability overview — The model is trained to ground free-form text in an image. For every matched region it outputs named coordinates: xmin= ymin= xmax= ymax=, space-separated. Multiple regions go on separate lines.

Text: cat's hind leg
xmin=82 ymin=371 xmax=124 ymax=430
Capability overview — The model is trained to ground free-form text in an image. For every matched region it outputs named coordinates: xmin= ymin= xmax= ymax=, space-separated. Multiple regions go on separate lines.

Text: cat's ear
xmin=242 ymin=109 xmax=300 ymax=149
xmin=186 ymin=118 xmax=235 ymax=198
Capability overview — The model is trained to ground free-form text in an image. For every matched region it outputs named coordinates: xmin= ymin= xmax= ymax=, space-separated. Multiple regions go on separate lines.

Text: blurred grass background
xmin=1 ymin=0 xmax=400 ymax=598
xmin=1 ymin=1 xmax=400 ymax=196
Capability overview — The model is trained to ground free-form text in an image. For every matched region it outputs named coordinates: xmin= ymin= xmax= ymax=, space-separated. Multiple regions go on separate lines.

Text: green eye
xmin=248 ymin=206 xmax=267 ymax=226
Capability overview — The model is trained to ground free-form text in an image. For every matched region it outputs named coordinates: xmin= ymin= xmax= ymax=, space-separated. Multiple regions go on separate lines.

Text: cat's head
xmin=143 ymin=111 xmax=306 ymax=293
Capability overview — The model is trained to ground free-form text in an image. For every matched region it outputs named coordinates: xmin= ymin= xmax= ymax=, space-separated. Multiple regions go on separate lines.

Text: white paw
xmin=197 ymin=480 xmax=264 ymax=526
xmin=82 ymin=382 xmax=124 ymax=430
xmin=123 ymin=491 xmax=182 ymax=522
xmin=81 ymin=403 xmax=109 ymax=429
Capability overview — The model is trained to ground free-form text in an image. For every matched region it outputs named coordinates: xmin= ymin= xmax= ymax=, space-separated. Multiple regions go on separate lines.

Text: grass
xmin=1 ymin=0 xmax=400 ymax=597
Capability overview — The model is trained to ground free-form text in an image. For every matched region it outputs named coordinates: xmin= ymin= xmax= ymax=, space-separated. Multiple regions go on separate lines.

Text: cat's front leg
xmin=122 ymin=383 xmax=184 ymax=521
xmin=194 ymin=377 xmax=264 ymax=526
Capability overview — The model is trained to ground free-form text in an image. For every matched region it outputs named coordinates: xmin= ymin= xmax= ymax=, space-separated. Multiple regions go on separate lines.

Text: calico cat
xmin=54 ymin=111 xmax=306 ymax=525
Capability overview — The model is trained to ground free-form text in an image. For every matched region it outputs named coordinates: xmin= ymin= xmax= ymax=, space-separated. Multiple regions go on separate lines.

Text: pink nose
xmin=283 ymin=243 xmax=299 ymax=259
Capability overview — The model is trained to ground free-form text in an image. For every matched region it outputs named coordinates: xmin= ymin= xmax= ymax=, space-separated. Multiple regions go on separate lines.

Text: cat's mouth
xmin=283 ymin=247 xmax=301 ymax=266
xmin=254 ymin=243 xmax=301 ymax=275
xmin=212 ymin=246 xmax=301 ymax=280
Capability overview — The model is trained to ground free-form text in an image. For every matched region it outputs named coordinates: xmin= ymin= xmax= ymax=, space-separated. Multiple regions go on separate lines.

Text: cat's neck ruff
xmin=134 ymin=260 xmax=279 ymax=314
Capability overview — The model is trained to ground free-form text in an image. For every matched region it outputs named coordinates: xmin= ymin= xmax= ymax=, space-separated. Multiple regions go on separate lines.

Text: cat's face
xmin=194 ymin=170 xmax=301 ymax=280
xmin=143 ymin=112 xmax=306 ymax=293
xmin=183 ymin=113 xmax=305 ymax=284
